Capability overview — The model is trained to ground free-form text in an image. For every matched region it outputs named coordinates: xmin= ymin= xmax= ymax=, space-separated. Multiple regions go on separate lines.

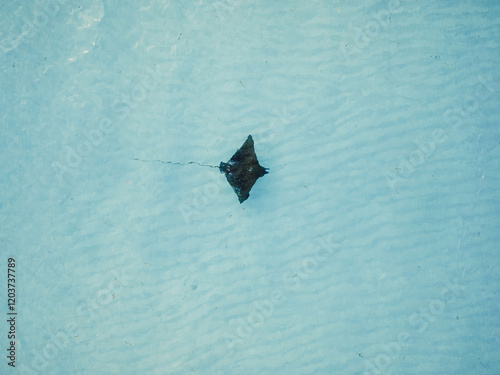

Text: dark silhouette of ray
xmin=131 ymin=135 xmax=268 ymax=203
xmin=219 ymin=135 xmax=268 ymax=203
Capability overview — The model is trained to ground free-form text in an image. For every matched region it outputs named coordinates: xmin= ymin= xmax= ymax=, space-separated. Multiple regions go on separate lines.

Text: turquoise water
xmin=1 ymin=1 xmax=499 ymax=374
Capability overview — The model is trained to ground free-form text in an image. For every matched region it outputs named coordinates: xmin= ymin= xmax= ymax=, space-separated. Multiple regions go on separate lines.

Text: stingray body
xmin=219 ymin=135 xmax=268 ymax=203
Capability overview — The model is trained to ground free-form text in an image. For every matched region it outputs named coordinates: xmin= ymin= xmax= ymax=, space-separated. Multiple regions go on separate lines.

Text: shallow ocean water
xmin=1 ymin=1 xmax=499 ymax=374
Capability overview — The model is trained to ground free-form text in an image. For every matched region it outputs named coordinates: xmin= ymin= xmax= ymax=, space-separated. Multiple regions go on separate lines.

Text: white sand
xmin=1 ymin=1 xmax=499 ymax=374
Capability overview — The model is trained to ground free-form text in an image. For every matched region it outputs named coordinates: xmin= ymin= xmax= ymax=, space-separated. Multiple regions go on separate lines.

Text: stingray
xmin=219 ymin=135 xmax=268 ymax=203
xmin=131 ymin=135 xmax=268 ymax=203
